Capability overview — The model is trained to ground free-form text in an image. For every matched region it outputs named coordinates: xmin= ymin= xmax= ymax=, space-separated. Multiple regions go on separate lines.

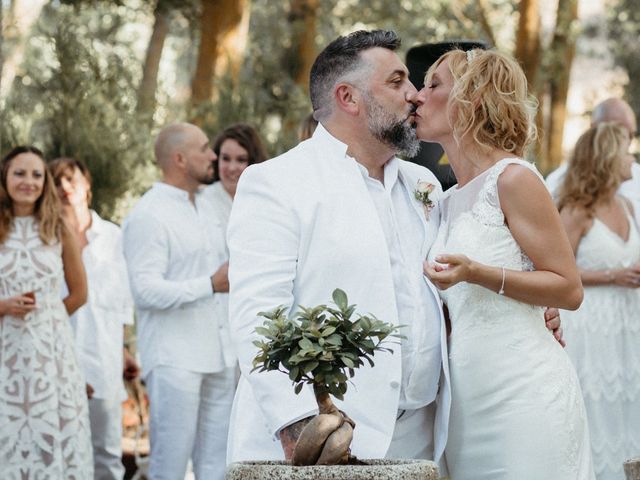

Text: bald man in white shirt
xmin=123 ymin=123 xmax=236 ymax=480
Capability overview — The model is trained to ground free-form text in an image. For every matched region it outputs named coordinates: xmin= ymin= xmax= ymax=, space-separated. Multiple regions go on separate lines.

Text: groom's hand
xmin=544 ymin=307 xmax=566 ymax=347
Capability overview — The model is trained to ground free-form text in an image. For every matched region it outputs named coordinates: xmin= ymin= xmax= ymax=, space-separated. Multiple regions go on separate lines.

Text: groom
xmin=227 ymin=29 xmax=449 ymax=466
xmin=226 ymin=30 xmax=561 ymax=467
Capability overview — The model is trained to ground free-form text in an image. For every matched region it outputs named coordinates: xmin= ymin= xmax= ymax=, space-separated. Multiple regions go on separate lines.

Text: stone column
xmin=625 ymin=457 xmax=640 ymax=480
xmin=226 ymin=459 xmax=439 ymax=480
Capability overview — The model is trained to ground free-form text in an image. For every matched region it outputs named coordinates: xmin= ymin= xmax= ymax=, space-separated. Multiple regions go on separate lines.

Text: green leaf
xmin=294 ymin=383 xmax=304 ymax=395
xmin=254 ymin=326 xmax=272 ymax=337
xmin=302 ymin=360 xmax=319 ymax=374
xmin=332 ymin=288 xmax=348 ymax=310
xmin=289 ymin=366 xmax=299 ymax=381
xmin=299 ymin=338 xmax=314 ymax=350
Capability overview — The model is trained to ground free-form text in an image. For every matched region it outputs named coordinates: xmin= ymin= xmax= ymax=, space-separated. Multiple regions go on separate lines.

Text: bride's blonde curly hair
xmin=425 ymin=48 xmax=537 ymax=157
xmin=557 ymin=122 xmax=629 ymax=215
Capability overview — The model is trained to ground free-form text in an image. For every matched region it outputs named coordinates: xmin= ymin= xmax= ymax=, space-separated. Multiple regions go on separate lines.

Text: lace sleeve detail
xmin=472 ymin=158 xmax=543 ymax=227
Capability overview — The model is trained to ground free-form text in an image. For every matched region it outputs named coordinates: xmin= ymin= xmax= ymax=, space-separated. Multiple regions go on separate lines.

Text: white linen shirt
xmin=123 ymin=182 xmax=230 ymax=378
xmin=357 ymin=158 xmax=442 ymax=410
xmin=67 ymin=211 xmax=133 ymax=401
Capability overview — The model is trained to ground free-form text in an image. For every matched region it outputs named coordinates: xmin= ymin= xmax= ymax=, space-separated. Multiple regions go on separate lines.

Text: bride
xmin=412 ymin=48 xmax=594 ymax=479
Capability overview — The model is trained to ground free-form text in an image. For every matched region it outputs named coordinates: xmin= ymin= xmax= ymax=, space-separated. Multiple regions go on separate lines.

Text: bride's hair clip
xmin=466 ymin=49 xmax=477 ymax=65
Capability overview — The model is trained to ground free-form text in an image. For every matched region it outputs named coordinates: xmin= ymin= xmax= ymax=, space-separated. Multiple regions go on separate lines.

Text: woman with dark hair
xmin=558 ymin=123 xmax=640 ymax=480
xmin=203 ymin=123 xmax=268 ymax=369
xmin=49 ymin=156 xmax=139 ymax=479
xmin=0 ymin=146 xmax=92 ymax=477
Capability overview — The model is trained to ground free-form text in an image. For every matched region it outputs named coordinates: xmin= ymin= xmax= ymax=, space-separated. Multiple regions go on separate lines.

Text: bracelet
xmin=605 ymin=270 xmax=614 ymax=284
xmin=498 ymin=267 xmax=506 ymax=295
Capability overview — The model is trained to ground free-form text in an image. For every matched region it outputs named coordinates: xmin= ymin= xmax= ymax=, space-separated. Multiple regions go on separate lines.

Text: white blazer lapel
xmin=398 ymin=166 xmax=434 ymax=258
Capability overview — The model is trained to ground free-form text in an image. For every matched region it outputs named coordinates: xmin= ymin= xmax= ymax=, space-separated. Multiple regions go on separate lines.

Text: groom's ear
xmin=334 ymin=83 xmax=360 ymax=116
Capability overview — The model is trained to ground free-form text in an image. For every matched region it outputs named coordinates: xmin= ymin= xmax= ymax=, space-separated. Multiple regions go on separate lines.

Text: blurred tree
xmin=545 ymin=0 xmax=579 ymax=172
xmin=190 ymin=0 xmax=251 ymax=111
xmin=137 ymin=0 xmax=199 ymax=117
xmin=287 ymin=0 xmax=319 ymax=92
xmin=2 ymin=2 xmax=155 ymax=221
xmin=0 ymin=0 xmax=46 ymax=98
xmin=607 ymin=0 xmax=640 ymax=119
xmin=137 ymin=1 xmax=171 ymax=115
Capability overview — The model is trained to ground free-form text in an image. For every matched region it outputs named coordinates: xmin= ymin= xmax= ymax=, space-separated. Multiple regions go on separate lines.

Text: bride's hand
xmin=424 ymin=254 xmax=474 ymax=290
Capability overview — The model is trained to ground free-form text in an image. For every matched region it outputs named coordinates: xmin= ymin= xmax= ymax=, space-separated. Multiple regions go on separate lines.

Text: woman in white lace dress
xmin=411 ymin=49 xmax=594 ymax=479
xmin=557 ymin=124 xmax=640 ymax=480
xmin=0 ymin=146 xmax=92 ymax=478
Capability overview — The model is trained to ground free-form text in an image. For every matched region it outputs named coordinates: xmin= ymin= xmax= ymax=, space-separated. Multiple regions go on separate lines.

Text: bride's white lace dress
xmin=429 ymin=159 xmax=594 ymax=479
xmin=563 ymin=199 xmax=640 ymax=480
xmin=0 ymin=216 xmax=93 ymax=478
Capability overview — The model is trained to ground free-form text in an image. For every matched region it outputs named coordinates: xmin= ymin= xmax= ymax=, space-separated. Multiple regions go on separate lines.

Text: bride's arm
xmin=425 ymin=164 xmax=583 ymax=310
xmin=560 ymin=203 xmax=640 ymax=288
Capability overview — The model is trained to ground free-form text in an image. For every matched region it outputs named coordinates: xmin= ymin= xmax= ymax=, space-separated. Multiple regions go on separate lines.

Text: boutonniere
xmin=414 ymin=180 xmax=435 ymax=220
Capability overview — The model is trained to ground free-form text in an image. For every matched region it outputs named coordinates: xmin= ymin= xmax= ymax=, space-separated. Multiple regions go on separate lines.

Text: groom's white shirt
xmin=226 ymin=124 xmax=451 ymax=463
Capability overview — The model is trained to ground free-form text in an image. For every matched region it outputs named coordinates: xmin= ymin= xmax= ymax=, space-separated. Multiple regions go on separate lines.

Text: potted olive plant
xmin=225 ymin=289 xmax=439 ymax=480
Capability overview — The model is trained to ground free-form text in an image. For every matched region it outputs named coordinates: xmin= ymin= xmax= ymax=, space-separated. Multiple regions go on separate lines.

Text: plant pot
xmin=225 ymin=459 xmax=439 ymax=480
xmin=625 ymin=457 xmax=640 ymax=480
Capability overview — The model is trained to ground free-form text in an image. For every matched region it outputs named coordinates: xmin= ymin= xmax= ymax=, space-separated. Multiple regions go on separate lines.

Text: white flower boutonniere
xmin=414 ymin=180 xmax=435 ymax=220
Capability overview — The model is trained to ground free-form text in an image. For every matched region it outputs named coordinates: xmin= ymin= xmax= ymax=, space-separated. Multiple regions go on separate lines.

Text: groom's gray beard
xmin=364 ymin=93 xmax=420 ymax=158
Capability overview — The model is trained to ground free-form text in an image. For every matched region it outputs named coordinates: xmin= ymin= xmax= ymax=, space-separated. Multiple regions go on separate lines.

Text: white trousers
xmin=89 ymin=397 xmax=125 ymax=480
xmin=146 ymin=366 xmax=236 ymax=480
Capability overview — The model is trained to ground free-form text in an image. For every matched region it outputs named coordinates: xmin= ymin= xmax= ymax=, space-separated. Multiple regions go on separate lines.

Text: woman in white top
xmin=557 ymin=123 xmax=640 ymax=480
xmin=412 ymin=48 xmax=594 ymax=479
xmin=0 ymin=146 xmax=92 ymax=477
xmin=49 ymin=156 xmax=140 ymax=480
xmin=204 ymin=123 xmax=267 ymax=368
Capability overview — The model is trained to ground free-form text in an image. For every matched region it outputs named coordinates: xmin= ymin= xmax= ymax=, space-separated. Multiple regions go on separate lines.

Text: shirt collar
xmin=355 ymin=156 xmax=400 ymax=190
xmin=153 ymin=181 xmax=199 ymax=201
xmin=315 ymin=123 xmax=400 ymax=188
xmin=313 ymin=123 xmax=350 ymax=160
xmin=85 ymin=210 xmax=104 ymax=242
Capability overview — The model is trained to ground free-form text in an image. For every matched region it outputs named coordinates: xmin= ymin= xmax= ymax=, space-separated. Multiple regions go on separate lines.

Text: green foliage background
xmin=1 ymin=0 xmax=638 ymax=221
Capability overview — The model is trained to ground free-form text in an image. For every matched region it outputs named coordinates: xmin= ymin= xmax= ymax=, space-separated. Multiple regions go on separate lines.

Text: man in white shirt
xmin=227 ymin=30 xmax=450 ymax=468
xmin=50 ymin=157 xmax=140 ymax=480
xmin=123 ymin=123 xmax=236 ymax=480
xmin=546 ymin=97 xmax=640 ymax=225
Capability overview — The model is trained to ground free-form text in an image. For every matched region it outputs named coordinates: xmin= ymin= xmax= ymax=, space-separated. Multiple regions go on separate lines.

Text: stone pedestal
xmin=226 ymin=459 xmax=439 ymax=480
xmin=625 ymin=457 xmax=640 ymax=480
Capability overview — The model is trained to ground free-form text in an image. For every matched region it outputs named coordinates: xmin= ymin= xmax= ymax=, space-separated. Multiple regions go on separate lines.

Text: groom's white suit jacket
xmin=226 ymin=125 xmax=451 ymax=464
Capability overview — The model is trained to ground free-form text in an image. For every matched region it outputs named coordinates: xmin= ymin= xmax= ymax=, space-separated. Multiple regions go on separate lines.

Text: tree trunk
xmin=545 ymin=0 xmax=579 ymax=172
xmin=514 ymin=0 xmax=543 ymax=163
xmin=514 ymin=0 xmax=541 ymax=90
xmin=137 ymin=1 xmax=170 ymax=115
xmin=0 ymin=0 xmax=46 ymax=98
xmin=0 ymin=0 xmax=4 ymax=94
xmin=190 ymin=0 xmax=250 ymax=110
xmin=288 ymin=0 xmax=319 ymax=92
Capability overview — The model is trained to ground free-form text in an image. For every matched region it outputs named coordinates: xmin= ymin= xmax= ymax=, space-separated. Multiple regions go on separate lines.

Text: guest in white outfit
xmin=557 ymin=123 xmax=640 ymax=480
xmin=227 ymin=30 xmax=452 ymax=469
xmin=546 ymin=98 xmax=640 ymax=226
xmin=49 ymin=157 xmax=140 ymax=480
xmin=204 ymin=123 xmax=267 ymax=235
xmin=0 ymin=146 xmax=92 ymax=478
xmin=413 ymin=48 xmax=594 ymax=479
xmin=203 ymin=124 xmax=267 ymax=371
xmin=123 ymin=123 xmax=236 ymax=480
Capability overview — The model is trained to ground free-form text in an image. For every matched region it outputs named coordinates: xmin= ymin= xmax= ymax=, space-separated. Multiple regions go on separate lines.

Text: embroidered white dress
xmin=428 ymin=159 xmax=594 ymax=479
xmin=0 ymin=216 xmax=93 ymax=479
xmin=563 ymin=201 xmax=640 ymax=480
